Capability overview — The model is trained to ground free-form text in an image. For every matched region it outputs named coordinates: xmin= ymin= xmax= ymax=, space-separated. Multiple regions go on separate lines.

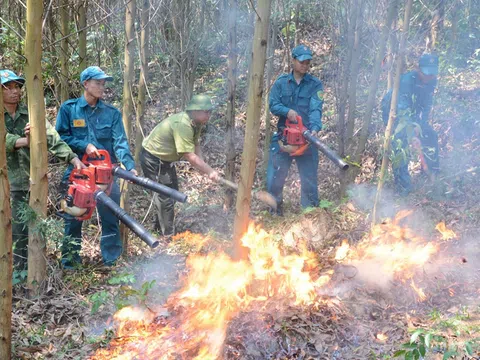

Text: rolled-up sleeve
xmin=269 ymin=80 xmax=290 ymax=118
xmin=6 ymin=133 xmax=21 ymax=153
xmin=46 ymin=121 xmax=77 ymax=162
xmin=111 ymin=110 xmax=135 ymax=170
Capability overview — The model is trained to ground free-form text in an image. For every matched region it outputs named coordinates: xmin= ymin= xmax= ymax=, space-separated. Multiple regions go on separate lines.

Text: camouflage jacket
xmin=5 ymin=104 xmax=78 ymax=191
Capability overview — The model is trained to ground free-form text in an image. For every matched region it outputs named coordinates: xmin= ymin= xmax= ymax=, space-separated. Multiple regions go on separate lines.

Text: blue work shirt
xmin=382 ymin=70 xmax=437 ymax=125
xmin=55 ymin=96 xmax=135 ymax=170
xmin=269 ymin=72 xmax=324 ymax=132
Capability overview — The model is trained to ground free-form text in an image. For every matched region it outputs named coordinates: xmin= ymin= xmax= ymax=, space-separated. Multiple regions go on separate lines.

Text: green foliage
xmin=114 ymin=280 xmax=157 ymax=310
xmin=89 ymin=290 xmax=111 ymax=314
xmin=12 ymin=269 xmax=28 ymax=285
xmin=107 ymin=272 xmax=136 ymax=285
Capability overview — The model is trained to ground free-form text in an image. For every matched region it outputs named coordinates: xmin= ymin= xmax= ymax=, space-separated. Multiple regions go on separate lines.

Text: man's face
xmin=192 ymin=110 xmax=211 ymax=125
xmin=83 ymin=79 xmax=106 ymax=99
xmin=418 ymin=70 xmax=436 ymax=84
xmin=2 ymin=81 xmax=22 ymax=106
xmin=292 ymin=59 xmax=311 ymax=75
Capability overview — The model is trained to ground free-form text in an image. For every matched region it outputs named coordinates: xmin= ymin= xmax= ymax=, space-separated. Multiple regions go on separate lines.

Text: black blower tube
xmin=95 ymin=191 xmax=159 ymax=248
xmin=303 ymin=131 xmax=349 ymax=171
xmin=113 ymin=166 xmax=188 ymax=203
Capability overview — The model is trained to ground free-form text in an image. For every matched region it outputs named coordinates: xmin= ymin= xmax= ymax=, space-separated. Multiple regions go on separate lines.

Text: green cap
xmin=1 ymin=70 xmax=25 ymax=87
xmin=185 ymin=94 xmax=213 ymax=111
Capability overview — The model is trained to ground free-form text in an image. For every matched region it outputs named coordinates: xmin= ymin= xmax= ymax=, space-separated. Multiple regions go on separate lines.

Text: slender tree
xmin=372 ymin=0 xmax=413 ymax=225
xmin=232 ymin=0 xmax=272 ymax=259
xmin=77 ymin=0 xmax=87 ymax=71
xmin=224 ymin=0 xmax=238 ymax=210
xmin=59 ymin=0 xmax=70 ymax=102
xmin=26 ymin=0 xmax=48 ymax=292
xmin=134 ymin=0 xmax=150 ymax=163
xmin=0 ymin=80 xmax=13 ymax=359
xmin=120 ymin=0 xmax=136 ymax=248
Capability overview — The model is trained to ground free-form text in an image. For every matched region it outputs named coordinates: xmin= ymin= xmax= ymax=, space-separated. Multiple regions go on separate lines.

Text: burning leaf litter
xmin=91 ymin=210 xmax=450 ymax=359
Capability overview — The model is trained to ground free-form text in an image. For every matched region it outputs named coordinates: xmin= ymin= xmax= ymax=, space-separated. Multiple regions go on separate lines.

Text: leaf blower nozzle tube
xmin=113 ymin=167 xmax=188 ymax=203
xmin=95 ymin=191 xmax=160 ymax=248
xmin=302 ymin=131 xmax=349 ymax=171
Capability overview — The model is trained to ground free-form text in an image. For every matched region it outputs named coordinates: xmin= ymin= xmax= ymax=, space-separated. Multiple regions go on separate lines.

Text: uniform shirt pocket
xmin=95 ymin=122 xmax=112 ymax=140
xmin=281 ymin=88 xmax=293 ymax=105
xmin=71 ymin=119 xmax=88 ymax=137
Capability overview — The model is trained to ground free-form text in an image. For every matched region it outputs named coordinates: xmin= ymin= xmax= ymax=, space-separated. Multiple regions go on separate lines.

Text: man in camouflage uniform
xmin=381 ymin=54 xmax=440 ymax=196
xmin=140 ymin=94 xmax=220 ymax=238
xmin=1 ymin=69 xmax=84 ymax=270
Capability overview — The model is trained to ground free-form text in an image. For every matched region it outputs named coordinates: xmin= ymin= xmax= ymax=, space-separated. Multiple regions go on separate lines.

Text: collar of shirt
xmin=78 ymin=95 xmax=106 ymax=109
xmin=4 ymin=103 xmax=28 ymax=120
xmin=287 ymin=71 xmax=313 ymax=85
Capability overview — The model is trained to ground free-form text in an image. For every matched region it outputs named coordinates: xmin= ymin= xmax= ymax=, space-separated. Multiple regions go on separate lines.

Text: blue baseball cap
xmin=1 ymin=70 xmax=25 ymax=87
xmin=80 ymin=66 xmax=113 ymax=83
xmin=292 ymin=45 xmax=313 ymax=62
xmin=419 ymin=54 xmax=439 ymax=76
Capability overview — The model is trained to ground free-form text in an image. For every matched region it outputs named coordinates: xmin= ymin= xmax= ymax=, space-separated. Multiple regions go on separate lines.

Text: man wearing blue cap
xmin=266 ymin=44 xmax=324 ymax=215
xmin=381 ymin=54 xmax=440 ymax=196
xmin=56 ymin=66 xmax=137 ymax=268
xmin=1 ymin=69 xmax=84 ymax=271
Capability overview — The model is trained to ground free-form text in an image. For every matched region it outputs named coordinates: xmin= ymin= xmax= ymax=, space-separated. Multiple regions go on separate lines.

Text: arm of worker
xmin=308 ymin=81 xmax=324 ymax=137
xmin=45 ymin=121 xmax=85 ymax=169
xmin=182 ymin=152 xmax=219 ymax=182
xmin=269 ymin=78 xmax=293 ymax=119
xmin=6 ymin=123 xmax=29 ymax=150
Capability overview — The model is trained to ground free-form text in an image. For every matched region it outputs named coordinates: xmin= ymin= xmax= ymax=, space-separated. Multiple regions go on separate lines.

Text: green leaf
xmin=442 ymin=350 xmax=458 ymax=359
xmin=465 ymin=341 xmax=473 ymax=355
xmin=393 ymin=350 xmax=406 ymax=357
xmin=405 ymin=351 xmax=414 ymax=360
xmin=410 ymin=329 xmax=424 ymax=344
xmin=418 ymin=345 xmax=426 ymax=357
xmin=425 ymin=333 xmax=432 ymax=348
xmin=413 ymin=349 xmax=420 ymax=360
xmin=319 ymin=200 xmax=333 ymax=209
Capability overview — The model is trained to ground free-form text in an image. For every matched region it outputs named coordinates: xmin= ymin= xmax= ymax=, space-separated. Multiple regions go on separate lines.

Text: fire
xmin=410 ymin=280 xmax=428 ymax=301
xmin=92 ymin=224 xmax=324 ymax=359
xmin=376 ymin=333 xmax=388 ymax=342
xmin=336 ymin=210 xmax=438 ymax=281
xmin=435 ymin=221 xmax=457 ymax=240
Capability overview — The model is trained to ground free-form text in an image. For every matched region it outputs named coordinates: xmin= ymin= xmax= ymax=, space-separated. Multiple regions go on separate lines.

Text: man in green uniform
xmin=140 ymin=94 xmax=220 ymax=237
xmin=1 ymin=69 xmax=84 ymax=270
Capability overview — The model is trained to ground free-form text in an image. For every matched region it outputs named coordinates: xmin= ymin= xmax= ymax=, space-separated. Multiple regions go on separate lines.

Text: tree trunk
xmin=77 ymin=0 xmax=87 ymax=71
xmin=338 ymin=0 xmax=358 ymax=157
xmin=294 ymin=2 xmax=300 ymax=46
xmin=352 ymin=0 xmax=399 ymax=176
xmin=135 ymin=0 xmax=150 ymax=164
xmin=372 ymin=0 xmax=413 ymax=225
xmin=339 ymin=0 xmax=363 ymax=196
xmin=450 ymin=0 xmax=459 ymax=49
xmin=59 ymin=0 xmax=70 ymax=102
xmin=387 ymin=20 xmax=398 ymax=91
xmin=224 ymin=0 xmax=238 ymax=210
xmin=26 ymin=0 xmax=48 ymax=293
xmin=48 ymin=4 xmax=61 ymax=106
xmin=232 ymin=0 xmax=272 ymax=259
xmin=0 ymin=82 xmax=13 ymax=359
xmin=120 ymin=0 xmax=136 ymax=249
xmin=262 ymin=7 xmax=278 ymax=184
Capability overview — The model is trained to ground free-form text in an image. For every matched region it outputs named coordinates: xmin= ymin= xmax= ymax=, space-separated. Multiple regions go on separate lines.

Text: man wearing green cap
xmin=1 ymin=69 xmax=84 ymax=270
xmin=56 ymin=66 xmax=137 ymax=268
xmin=267 ymin=44 xmax=324 ymax=215
xmin=381 ymin=54 xmax=440 ymax=196
xmin=140 ymin=94 xmax=220 ymax=237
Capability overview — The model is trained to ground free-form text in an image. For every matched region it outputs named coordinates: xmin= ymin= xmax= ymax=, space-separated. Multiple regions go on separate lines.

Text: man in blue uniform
xmin=267 ymin=45 xmax=324 ymax=215
xmin=56 ymin=66 xmax=137 ymax=267
xmin=381 ymin=54 xmax=439 ymax=196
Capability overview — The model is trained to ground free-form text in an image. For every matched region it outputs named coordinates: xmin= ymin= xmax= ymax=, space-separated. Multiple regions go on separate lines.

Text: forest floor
xmin=10 ymin=50 xmax=480 ymax=359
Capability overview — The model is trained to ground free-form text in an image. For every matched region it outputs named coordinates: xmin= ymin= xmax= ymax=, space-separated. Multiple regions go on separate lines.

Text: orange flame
xmin=410 ymin=280 xmax=428 ymax=301
xmin=435 ymin=222 xmax=457 ymax=240
xmin=92 ymin=224 xmax=325 ymax=359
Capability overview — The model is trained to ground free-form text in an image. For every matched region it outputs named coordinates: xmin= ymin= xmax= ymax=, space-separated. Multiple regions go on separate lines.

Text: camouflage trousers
xmin=11 ymin=190 xmax=29 ymax=270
